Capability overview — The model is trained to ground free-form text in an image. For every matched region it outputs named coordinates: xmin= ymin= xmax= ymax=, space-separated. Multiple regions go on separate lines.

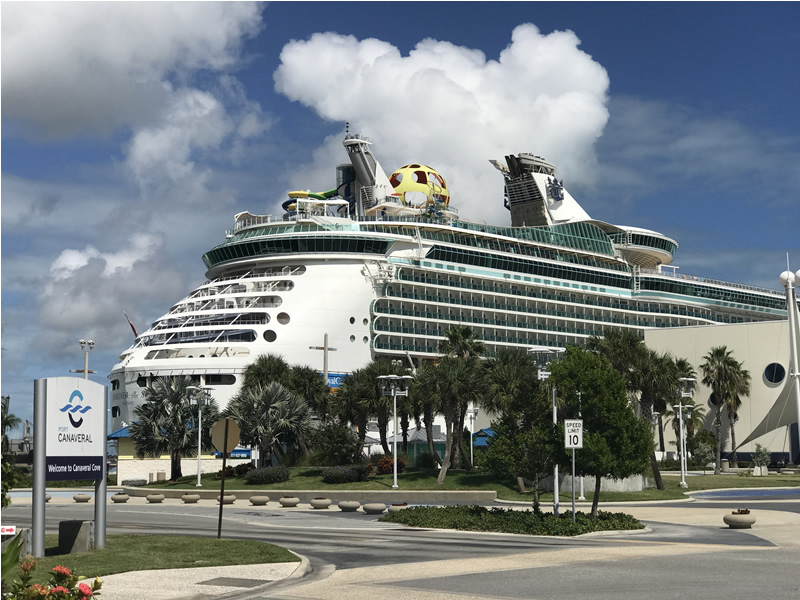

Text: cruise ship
xmin=109 ymin=132 xmax=794 ymax=430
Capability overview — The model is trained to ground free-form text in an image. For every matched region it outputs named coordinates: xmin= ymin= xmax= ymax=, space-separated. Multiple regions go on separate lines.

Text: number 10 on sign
xmin=565 ymin=419 xmax=583 ymax=449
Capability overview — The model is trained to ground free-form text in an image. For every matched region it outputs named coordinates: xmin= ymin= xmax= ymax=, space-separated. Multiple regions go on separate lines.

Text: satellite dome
xmin=388 ymin=164 xmax=449 ymax=207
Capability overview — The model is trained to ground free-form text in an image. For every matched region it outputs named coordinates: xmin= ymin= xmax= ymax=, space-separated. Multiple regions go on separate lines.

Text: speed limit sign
xmin=565 ymin=419 xmax=583 ymax=449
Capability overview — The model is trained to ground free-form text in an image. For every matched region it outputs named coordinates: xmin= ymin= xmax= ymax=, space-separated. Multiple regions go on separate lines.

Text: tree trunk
xmin=436 ymin=417 xmax=454 ymax=484
xmin=590 ymin=474 xmax=602 ymax=518
xmin=378 ymin=412 xmax=390 ymax=455
xmin=729 ymin=414 xmax=738 ymax=468
xmin=516 ymin=476 xmax=526 ymax=494
xmin=170 ymin=450 xmax=183 ymax=481
xmin=456 ymin=406 xmax=471 ymax=470
xmin=356 ymin=413 xmax=368 ymax=445
xmin=714 ymin=405 xmax=722 ymax=475
xmin=650 ymin=451 xmax=664 ymax=490
xmin=401 ymin=413 xmax=409 ymax=455
xmin=423 ymin=403 xmax=442 ymax=466
xmin=640 ymin=401 xmax=663 ymax=490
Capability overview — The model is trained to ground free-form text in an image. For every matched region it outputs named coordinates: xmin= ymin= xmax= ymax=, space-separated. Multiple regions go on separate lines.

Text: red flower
xmin=52 ymin=565 xmax=72 ymax=576
xmin=78 ymin=582 xmax=93 ymax=597
xmin=28 ymin=583 xmax=49 ymax=597
xmin=21 ymin=560 xmax=36 ymax=573
xmin=51 ymin=585 xmax=70 ymax=593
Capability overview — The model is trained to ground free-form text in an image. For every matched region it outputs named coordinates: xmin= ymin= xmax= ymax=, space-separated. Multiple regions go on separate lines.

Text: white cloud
xmin=273 ymin=24 xmax=609 ymax=224
xmin=39 ymin=233 xmax=186 ymax=349
xmin=1 ymin=2 xmax=263 ymax=140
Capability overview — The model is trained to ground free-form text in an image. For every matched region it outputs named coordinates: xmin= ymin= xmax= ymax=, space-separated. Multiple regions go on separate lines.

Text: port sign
xmin=564 ymin=419 xmax=583 ymax=449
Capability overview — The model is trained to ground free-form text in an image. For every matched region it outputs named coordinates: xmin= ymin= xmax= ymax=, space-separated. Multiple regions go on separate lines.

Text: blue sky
xmin=2 ymin=2 xmax=799 ymax=434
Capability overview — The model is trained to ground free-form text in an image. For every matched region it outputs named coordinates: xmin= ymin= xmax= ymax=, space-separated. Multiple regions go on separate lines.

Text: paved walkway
xmin=10 ymin=490 xmax=800 ymax=599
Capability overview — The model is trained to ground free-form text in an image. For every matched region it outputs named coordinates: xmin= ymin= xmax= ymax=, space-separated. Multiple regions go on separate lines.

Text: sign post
xmin=211 ymin=419 xmax=240 ymax=539
xmin=564 ymin=419 xmax=583 ymax=523
xmin=32 ymin=378 xmax=107 ymax=557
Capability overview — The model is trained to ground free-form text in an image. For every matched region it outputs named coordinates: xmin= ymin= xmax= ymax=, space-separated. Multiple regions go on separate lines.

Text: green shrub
xmin=379 ymin=505 xmax=644 ymax=536
xmin=309 ymin=422 xmax=363 ymax=466
xmin=2 ymin=458 xmax=19 ymax=509
xmin=658 ymin=457 xmax=680 ymax=470
xmin=321 ymin=465 xmax=369 ymax=484
xmin=414 ymin=451 xmax=438 ymax=469
xmin=752 ymin=443 xmax=771 ymax=467
xmin=245 ymin=466 xmax=290 ymax=485
xmin=234 ymin=462 xmax=254 ymax=477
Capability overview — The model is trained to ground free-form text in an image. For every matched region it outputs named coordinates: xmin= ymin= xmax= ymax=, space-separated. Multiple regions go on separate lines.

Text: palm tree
xmin=483 ymin=347 xmax=548 ymax=493
xmin=588 ymin=329 xmax=646 ymax=400
xmin=724 ymin=368 xmax=750 ymax=468
xmin=409 ymin=361 xmax=444 ymax=467
xmin=286 ymin=365 xmax=331 ymax=421
xmin=700 ymin=346 xmax=751 ymax=473
xmin=332 ymin=369 xmax=373 ymax=447
xmin=129 ymin=376 xmax=219 ymax=481
xmin=439 ymin=326 xmax=485 ymax=468
xmin=2 ymin=396 xmax=21 ymax=454
xmin=415 ymin=356 xmax=484 ymax=483
xmin=225 ymin=381 xmax=311 ymax=467
xmin=242 ymin=354 xmax=291 ymax=390
xmin=633 ymin=349 xmax=682 ymax=490
xmin=439 ymin=325 xmax=487 ymax=360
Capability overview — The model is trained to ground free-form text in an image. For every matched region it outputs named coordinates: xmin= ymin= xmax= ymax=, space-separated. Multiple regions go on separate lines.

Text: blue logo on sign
xmin=60 ymin=390 xmax=91 ymax=428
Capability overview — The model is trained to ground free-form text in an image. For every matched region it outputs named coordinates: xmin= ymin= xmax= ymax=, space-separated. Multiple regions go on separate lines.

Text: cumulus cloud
xmin=274 ymin=24 xmax=609 ymax=224
xmin=38 ymin=233 xmax=187 ymax=356
xmin=1 ymin=2 xmax=263 ymax=140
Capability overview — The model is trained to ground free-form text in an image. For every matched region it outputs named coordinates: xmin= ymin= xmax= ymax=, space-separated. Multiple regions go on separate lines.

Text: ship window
xmin=277 ymin=312 xmax=290 ymax=325
xmin=206 ymin=374 xmax=236 ymax=386
xmin=350 ymin=335 xmax=356 ymax=342
xmin=363 ymin=336 xmax=369 ymax=343
xmin=136 ymin=376 xmax=148 ymax=388
xmin=350 ymin=317 xmax=355 ymax=324
xmin=264 ymin=330 xmax=277 ymax=342
xmin=111 ymin=407 xmax=121 ymax=418
xmin=363 ymin=318 xmax=369 ymax=326
xmin=764 ymin=363 xmax=785 ymax=386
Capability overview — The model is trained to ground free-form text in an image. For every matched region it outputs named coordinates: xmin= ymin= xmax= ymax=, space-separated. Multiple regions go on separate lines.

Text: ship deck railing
xmin=639 ymin=267 xmax=781 ymax=297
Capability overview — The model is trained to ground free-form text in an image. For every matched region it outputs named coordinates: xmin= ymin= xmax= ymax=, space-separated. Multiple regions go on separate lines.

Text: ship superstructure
xmin=109 ymin=134 xmax=793 ymax=430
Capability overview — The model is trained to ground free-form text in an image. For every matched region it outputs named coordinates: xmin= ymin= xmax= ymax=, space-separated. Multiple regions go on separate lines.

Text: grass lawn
xmin=7 ymin=535 xmax=298 ymax=586
xmin=140 ymin=467 xmax=799 ymax=503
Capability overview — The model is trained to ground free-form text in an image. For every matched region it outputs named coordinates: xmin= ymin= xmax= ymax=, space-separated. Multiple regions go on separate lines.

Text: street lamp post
xmin=577 ymin=391 xmax=584 ymax=501
xmin=531 ymin=347 xmax=564 ymax=516
xmin=72 ymin=339 xmax=95 ymax=379
xmin=187 ymin=385 xmax=214 ymax=487
xmin=378 ymin=374 xmax=413 ymax=489
xmin=677 ymin=378 xmax=696 ymax=489
xmin=467 ymin=404 xmax=479 ymax=468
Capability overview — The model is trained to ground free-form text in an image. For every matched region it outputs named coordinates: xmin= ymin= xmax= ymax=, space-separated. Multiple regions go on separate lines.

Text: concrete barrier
xmin=58 ymin=520 xmax=94 ymax=554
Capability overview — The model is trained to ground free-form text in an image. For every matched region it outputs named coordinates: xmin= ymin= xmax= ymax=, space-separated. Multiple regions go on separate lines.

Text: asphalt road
xmin=4 ymin=497 xmax=800 ymax=600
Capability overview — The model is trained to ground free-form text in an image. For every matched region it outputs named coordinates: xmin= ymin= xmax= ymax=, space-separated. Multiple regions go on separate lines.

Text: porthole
xmin=277 ymin=312 xmax=290 ymax=325
xmin=363 ymin=336 xmax=369 ymax=343
xmin=349 ymin=317 xmax=356 ymax=324
xmin=764 ymin=363 xmax=786 ymax=386
xmin=363 ymin=318 xmax=369 ymax=326
xmin=263 ymin=330 xmax=277 ymax=342
xmin=350 ymin=335 xmax=356 ymax=342
xmin=708 ymin=392 xmax=718 ymax=407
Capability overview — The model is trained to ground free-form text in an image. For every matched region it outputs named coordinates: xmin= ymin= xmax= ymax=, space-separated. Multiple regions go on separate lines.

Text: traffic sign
xmin=211 ymin=419 xmax=241 ymax=454
xmin=564 ymin=419 xmax=583 ymax=449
